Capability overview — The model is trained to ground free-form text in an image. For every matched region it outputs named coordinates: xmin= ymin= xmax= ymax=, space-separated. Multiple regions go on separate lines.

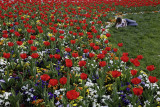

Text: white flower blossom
xmin=0 ymin=99 xmax=4 ymax=105
xmin=156 ymin=98 xmax=160 ymax=102
xmin=157 ymin=91 xmax=160 ymax=95
xmin=27 ymin=98 xmax=30 ymax=102
xmin=4 ymin=92 xmax=11 ymax=100
xmin=5 ymin=102 xmax=10 ymax=106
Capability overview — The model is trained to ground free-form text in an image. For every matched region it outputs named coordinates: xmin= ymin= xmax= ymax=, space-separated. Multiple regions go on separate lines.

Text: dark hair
xmin=116 ymin=17 xmax=122 ymax=23
xmin=113 ymin=17 xmax=122 ymax=27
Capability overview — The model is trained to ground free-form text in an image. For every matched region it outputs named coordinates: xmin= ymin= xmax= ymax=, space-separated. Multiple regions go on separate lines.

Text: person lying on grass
xmin=114 ymin=17 xmax=138 ymax=29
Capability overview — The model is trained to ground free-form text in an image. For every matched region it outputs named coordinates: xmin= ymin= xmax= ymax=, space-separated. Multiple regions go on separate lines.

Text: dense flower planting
xmin=0 ymin=0 xmax=160 ymax=107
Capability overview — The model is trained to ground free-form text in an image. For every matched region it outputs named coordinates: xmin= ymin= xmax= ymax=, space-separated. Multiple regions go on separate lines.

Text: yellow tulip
xmin=12 ymin=54 xmax=16 ymax=58
xmin=48 ymin=33 xmax=53 ymax=37
xmin=77 ymin=96 xmax=83 ymax=100
xmin=78 ymin=79 xmax=82 ymax=83
xmin=18 ymin=29 xmax=22 ymax=32
xmin=73 ymin=104 xmax=77 ymax=106
xmin=100 ymin=35 xmax=107 ymax=39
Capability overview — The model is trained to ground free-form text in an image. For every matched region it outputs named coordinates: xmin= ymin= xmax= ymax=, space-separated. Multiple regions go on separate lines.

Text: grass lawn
xmin=109 ymin=12 xmax=160 ymax=77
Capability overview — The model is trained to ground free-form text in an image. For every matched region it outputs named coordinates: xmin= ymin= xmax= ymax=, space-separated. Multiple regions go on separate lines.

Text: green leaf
xmin=0 ymin=83 xmax=7 ymax=90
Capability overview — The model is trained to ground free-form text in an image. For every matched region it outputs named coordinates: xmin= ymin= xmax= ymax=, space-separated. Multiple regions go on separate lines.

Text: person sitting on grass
xmin=115 ymin=17 xmax=138 ymax=29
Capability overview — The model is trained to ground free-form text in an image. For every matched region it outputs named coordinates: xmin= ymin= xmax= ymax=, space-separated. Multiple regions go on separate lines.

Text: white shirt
xmin=116 ymin=19 xmax=127 ymax=28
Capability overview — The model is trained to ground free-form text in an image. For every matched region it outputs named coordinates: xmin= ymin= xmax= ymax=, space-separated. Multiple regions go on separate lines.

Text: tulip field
xmin=0 ymin=0 xmax=160 ymax=107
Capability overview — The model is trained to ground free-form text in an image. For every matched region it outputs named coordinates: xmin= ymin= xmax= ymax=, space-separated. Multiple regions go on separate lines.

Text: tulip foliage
xmin=0 ymin=0 xmax=160 ymax=107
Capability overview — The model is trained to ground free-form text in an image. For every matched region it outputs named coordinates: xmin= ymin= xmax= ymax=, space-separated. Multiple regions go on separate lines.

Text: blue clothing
xmin=125 ymin=19 xmax=138 ymax=26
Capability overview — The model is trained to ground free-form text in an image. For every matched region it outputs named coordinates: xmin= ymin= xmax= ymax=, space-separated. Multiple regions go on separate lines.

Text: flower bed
xmin=0 ymin=0 xmax=160 ymax=107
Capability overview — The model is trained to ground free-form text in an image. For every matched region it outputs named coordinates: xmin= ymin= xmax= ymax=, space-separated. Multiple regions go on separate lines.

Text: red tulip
xmin=2 ymin=30 xmax=8 ymax=34
xmin=89 ymin=53 xmax=95 ymax=58
xmin=9 ymin=29 xmax=14 ymax=33
xmin=8 ymin=42 xmax=14 ymax=47
xmin=148 ymin=76 xmax=158 ymax=83
xmin=59 ymin=77 xmax=67 ymax=85
xmin=97 ymin=53 xmax=105 ymax=59
xmin=44 ymin=41 xmax=50 ymax=46
xmin=130 ymin=70 xmax=138 ymax=76
xmin=66 ymin=90 xmax=79 ymax=100
xmin=70 ymin=40 xmax=76 ymax=44
xmin=31 ymin=53 xmax=39 ymax=58
xmin=65 ymin=48 xmax=72 ymax=52
xmin=20 ymin=53 xmax=28 ymax=59
xmin=51 ymin=37 xmax=55 ymax=41
xmin=93 ymin=46 xmax=99 ymax=50
xmin=30 ymin=35 xmax=36 ymax=40
xmin=49 ymin=79 xmax=58 ymax=86
xmin=15 ymin=31 xmax=20 ymax=37
xmin=118 ymin=43 xmax=123 ymax=47
xmin=27 ymin=29 xmax=32 ymax=33
xmin=30 ymin=46 xmax=37 ymax=51
xmin=28 ymin=40 xmax=33 ymax=44
xmin=133 ymin=88 xmax=143 ymax=96
xmin=131 ymin=78 xmax=141 ymax=85
xmin=132 ymin=58 xmax=140 ymax=67
xmin=96 ymin=35 xmax=100 ymax=39
xmin=102 ymin=50 xmax=107 ymax=55
xmin=122 ymin=53 xmax=128 ymax=56
xmin=112 ymin=70 xmax=121 ymax=78
xmin=3 ymin=53 xmax=11 ymax=59
xmin=113 ymin=48 xmax=118 ymax=52
xmin=146 ymin=65 xmax=155 ymax=71
xmin=83 ymin=49 xmax=89 ymax=53
xmin=80 ymin=73 xmax=88 ymax=80
xmin=65 ymin=59 xmax=72 ymax=67
xmin=82 ymin=26 xmax=86 ymax=30
xmin=105 ymin=47 xmax=111 ymax=51
xmin=99 ymin=61 xmax=106 ymax=67
xmin=121 ymin=56 xmax=129 ymax=62
xmin=137 ymin=55 xmax=143 ymax=60
xmin=106 ymin=33 xmax=111 ymax=37
xmin=90 ymin=43 xmax=95 ymax=47
xmin=69 ymin=31 xmax=73 ymax=34
xmin=72 ymin=52 xmax=79 ymax=58
xmin=78 ymin=61 xmax=86 ymax=67
xmin=15 ymin=22 xmax=19 ymax=25
xmin=16 ymin=41 xmax=23 ymax=46
xmin=79 ymin=32 xmax=84 ymax=36
xmin=88 ymin=35 xmax=93 ymax=39
xmin=104 ymin=40 xmax=109 ymax=44
xmin=49 ymin=54 xmax=54 ymax=58
xmin=40 ymin=74 xmax=50 ymax=81
xmin=59 ymin=30 xmax=64 ymax=34
xmin=59 ymin=36 xmax=64 ymax=39
xmin=54 ymin=54 xmax=61 ymax=60
xmin=2 ymin=34 xmax=8 ymax=38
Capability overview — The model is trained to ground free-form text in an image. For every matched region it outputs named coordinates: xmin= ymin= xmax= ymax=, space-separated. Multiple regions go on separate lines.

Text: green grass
xmin=109 ymin=12 xmax=160 ymax=77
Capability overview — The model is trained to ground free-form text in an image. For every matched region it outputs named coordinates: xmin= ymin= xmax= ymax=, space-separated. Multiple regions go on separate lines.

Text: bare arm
xmin=115 ymin=23 xmax=118 ymax=29
xmin=124 ymin=19 xmax=127 ymax=27
xmin=116 ymin=23 xmax=122 ymax=29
